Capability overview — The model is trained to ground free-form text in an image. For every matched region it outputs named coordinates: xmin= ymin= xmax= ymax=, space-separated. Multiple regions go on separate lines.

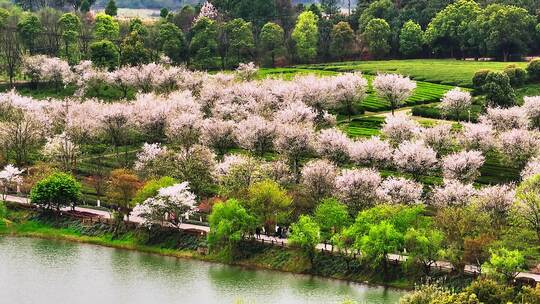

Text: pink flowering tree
xmin=335 ymin=168 xmax=382 ymax=214
xmin=235 ymin=116 xmax=276 ymax=156
xmin=476 ymin=184 xmax=515 ymax=226
xmin=195 ymin=1 xmax=218 ymax=23
xmin=274 ymin=124 xmax=315 ymax=176
xmin=134 ymin=143 xmax=169 ymax=178
xmin=166 ymin=112 xmax=203 ymax=151
xmin=300 ymin=159 xmax=337 ymax=203
xmin=348 ymin=136 xmax=393 ymax=168
xmin=214 ymin=154 xmax=263 ymax=197
xmin=522 ymin=96 xmax=540 ymax=129
xmin=479 ymin=107 xmax=529 ymax=132
xmin=275 ymin=101 xmax=317 ymax=127
xmin=372 ymin=73 xmax=416 ymax=115
xmin=498 ymin=128 xmax=539 ymax=168
xmin=431 ymin=179 xmax=476 ymax=208
xmin=381 ymin=114 xmax=420 ymax=146
xmin=315 ymin=128 xmax=351 ymax=165
xmin=236 ymin=62 xmax=259 ymax=81
xmin=42 ymin=133 xmax=80 ymax=172
xmin=460 ymin=123 xmax=496 ymax=152
xmin=393 ymin=140 xmax=438 ymax=178
xmin=521 ymin=157 xmax=540 ymax=180
xmin=442 ymin=150 xmax=485 ymax=183
xmin=201 ymin=118 xmax=236 ymax=156
xmin=133 ymin=182 xmax=197 ymax=228
xmin=376 ymin=177 xmax=423 ymax=205
xmin=0 ymin=164 xmax=24 ymax=200
xmin=332 ymin=73 xmax=368 ymax=121
xmin=438 ymin=87 xmax=472 ymax=121
xmin=419 ymin=124 xmax=454 ymax=155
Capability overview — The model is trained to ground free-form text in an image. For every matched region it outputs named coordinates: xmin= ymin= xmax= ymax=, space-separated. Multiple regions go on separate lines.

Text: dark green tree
xmin=17 ymin=13 xmax=42 ymax=55
xmin=399 ymin=20 xmax=423 ymax=58
xmin=105 ymin=0 xmax=118 ymax=17
xmin=157 ymin=22 xmax=188 ymax=64
xmin=120 ymin=31 xmax=150 ymax=66
xmin=90 ymin=40 xmax=120 ymax=70
xmin=58 ymin=13 xmax=81 ymax=64
xmin=483 ymin=71 xmax=516 ymax=107
xmin=330 ymin=21 xmax=355 ymax=61
xmin=225 ymin=18 xmax=254 ymax=67
xmin=160 ymin=8 xmax=169 ymax=18
xmin=80 ymin=0 xmax=90 ymax=13
xmin=189 ymin=17 xmax=219 ymax=69
xmin=363 ymin=18 xmax=391 ymax=58
xmin=260 ymin=22 xmax=285 ymax=67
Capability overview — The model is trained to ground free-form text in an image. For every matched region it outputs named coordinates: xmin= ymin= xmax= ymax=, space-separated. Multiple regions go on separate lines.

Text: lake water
xmin=0 ymin=237 xmax=405 ymax=304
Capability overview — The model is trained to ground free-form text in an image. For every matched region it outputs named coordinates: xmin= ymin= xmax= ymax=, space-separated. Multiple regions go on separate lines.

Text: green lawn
xmin=515 ymin=83 xmax=540 ymax=103
xmin=296 ymin=59 xmax=527 ymax=87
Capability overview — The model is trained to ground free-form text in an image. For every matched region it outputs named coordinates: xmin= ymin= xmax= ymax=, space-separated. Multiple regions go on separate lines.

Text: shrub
xmin=504 ymin=65 xmax=527 ymax=87
xmin=464 ymin=279 xmax=514 ymax=304
xmin=472 ymin=69 xmax=490 ymax=91
xmin=30 ymin=172 xmax=82 ymax=211
xmin=482 ymin=71 xmax=516 ymax=107
xmin=526 ymin=58 xmax=540 ymax=81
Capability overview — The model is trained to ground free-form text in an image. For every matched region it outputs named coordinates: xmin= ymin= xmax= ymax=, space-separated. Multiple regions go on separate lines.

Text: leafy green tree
xmin=173 ymin=5 xmax=196 ymax=32
xmin=105 ymin=0 xmax=118 ymax=17
xmin=30 ymin=172 xmax=82 ymax=211
xmin=404 ymin=228 xmax=443 ymax=275
xmin=292 ymin=11 xmax=319 ymax=62
xmin=132 ymin=176 xmax=177 ymax=206
xmin=527 ymin=58 xmax=540 ymax=81
xmin=289 ymin=215 xmax=320 ymax=265
xmin=363 ymin=18 xmax=391 ymax=58
xmin=399 ymin=20 xmax=423 ymax=58
xmin=225 ymin=18 xmax=254 ymax=67
xmin=513 ymin=174 xmax=540 ymax=243
xmin=58 ymin=13 xmax=81 ymax=64
xmin=106 ymin=169 xmax=142 ymax=220
xmin=320 ymin=0 xmax=339 ymax=16
xmin=260 ymin=22 xmax=285 ymax=67
xmin=465 ymin=278 xmax=514 ymax=304
xmin=17 ymin=13 xmax=42 ymax=55
xmin=330 ymin=21 xmax=355 ymax=61
xmin=358 ymin=221 xmax=403 ymax=275
xmin=482 ymin=248 xmax=525 ymax=283
xmin=80 ymin=0 xmax=90 ymax=13
xmin=425 ymin=0 xmax=480 ymax=58
xmin=94 ymin=13 xmax=119 ymax=41
xmin=157 ymin=22 xmax=187 ymax=64
xmin=120 ymin=30 xmax=150 ymax=66
xmin=246 ymin=180 xmax=292 ymax=233
xmin=90 ymin=40 xmax=119 ymax=70
xmin=189 ymin=17 xmax=219 ymax=69
xmin=208 ymin=199 xmax=256 ymax=261
xmin=160 ymin=8 xmax=169 ymax=19
xmin=480 ymin=4 xmax=535 ymax=62
xmin=358 ymin=0 xmax=397 ymax=32
xmin=0 ymin=8 xmax=9 ymax=28
xmin=482 ymin=71 xmax=515 ymax=107
xmin=314 ymin=198 xmax=350 ymax=243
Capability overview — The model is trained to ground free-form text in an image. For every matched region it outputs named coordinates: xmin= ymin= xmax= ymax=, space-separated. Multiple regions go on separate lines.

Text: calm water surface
xmin=0 ymin=237 xmax=404 ymax=304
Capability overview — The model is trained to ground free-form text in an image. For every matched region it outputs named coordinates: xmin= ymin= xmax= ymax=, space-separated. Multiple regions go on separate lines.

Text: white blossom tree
xmin=348 ymin=136 xmax=393 ymax=168
xmin=235 ymin=116 xmax=276 ymax=156
xmin=335 ymin=168 xmax=382 ymax=214
xmin=274 ymin=124 xmax=315 ymax=176
xmin=372 ymin=73 xmax=416 ymax=115
xmin=42 ymin=133 xmax=80 ymax=172
xmin=0 ymin=164 xmax=24 ymax=200
xmin=393 ymin=140 xmax=438 ymax=178
xmin=376 ymin=177 xmax=423 ymax=205
xmin=479 ymin=107 xmax=528 ymax=132
xmin=460 ymin=123 xmax=496 ymax=152
xmin=442 ymin=150 xmax=485 ymax=183
xmin=300 ymin=159 xmax=337 ymax=203
xmin=315 ymin=128 xmax=351 ymax=164
xmin=431 ymin=179 xmax=476 ymax=208
xmin=438 ymin=87 xmax=472 ymax=121
xmin=381 ymin=114 xmax=420 ymax=146
xmin=522 ymin=96 xmax=540 ymax=129
xmin=420 ymin=124 xmax=454 ymax=155
xmin=498 ymin=128 xmax=539 ymax=168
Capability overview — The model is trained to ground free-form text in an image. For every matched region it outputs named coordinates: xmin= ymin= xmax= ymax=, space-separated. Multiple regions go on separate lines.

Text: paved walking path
xmin=4 ymin=194 xmax=540 ymax=282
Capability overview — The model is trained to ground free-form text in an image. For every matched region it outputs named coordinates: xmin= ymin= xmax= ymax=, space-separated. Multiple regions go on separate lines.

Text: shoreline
xmin=0 ymin=227 xmax=412 ymax=291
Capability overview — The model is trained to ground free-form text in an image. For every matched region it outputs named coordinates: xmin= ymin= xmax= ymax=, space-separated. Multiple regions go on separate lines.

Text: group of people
xmin=254 ymin=226 xmax=289 ymax=239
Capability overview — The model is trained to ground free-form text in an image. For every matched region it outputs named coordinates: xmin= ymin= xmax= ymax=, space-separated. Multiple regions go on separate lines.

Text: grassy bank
xmin=0 ymin=205 xmax=433 ymax=290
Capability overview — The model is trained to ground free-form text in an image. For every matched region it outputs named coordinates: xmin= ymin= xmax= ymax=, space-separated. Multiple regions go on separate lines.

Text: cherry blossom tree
xmin=275 ymin=101 xmax=317 ymax=127
xmin=419 ymin=124 xmax=454 ymax=155
xmin=442 ymin=150 xmax=485 ymax=183
xmin=498 ymin=128 xmax=539 ymax=167
xmin=393 ymin=140 xmax=438 ymax=178
xmin=335 ymin=168 xmax=382 ymax=213
xmin=331 ymin=73 xmax=368 ymax=121
xmin=521 ymin=157 xmax=540 ymax=180
xmin=348 ymin=136 xmax=393 ymax=168
xmin=381 ymin=114 xmax=420 ymax=146
xmin=200 ymin=118 xmax=236 ymax=156
xmin=479 ymin=107 xmax=528 ymax=132
xmin=236 ymin=62 xmax=259 ymax=81
xmin=133 ymin=182 xmax=197 ymax=227
xmin=274 ymin=124 xmax=315 ymax=176
xmin=0 ymin=164 xmax=24 ymax=200
xmin=522 ymin=96 xmax=540 ymax=129
xmin=235 ymin=116 xmax=276 ymax=156
xmin=438 ymin=87 xmax=472 ymax=121
xmin=476 ymin=184 xmax=515 ymax=225
xmin=300 ymin=159 xmax=337 ymax=203
xmin=431 ymin=179 xmax=476 ymax=208
xmin=195 ymin=1 xmax=218 ymax=23
xmin=215 ymin=154 xmax=263 ymax=197
xmin=42 ymin=133 xmax=80 ymax=172
xmin=376 ymin=177 xmax=423 ymax=205
xmin=134 ymin=143 xmax=169 ymax=178
xmin=372 ymin=73 xmax=416 ymax=115
xmin=166 ymin=112 xmax=203 ymax=150
xmin=460 ymin=123 xmax=496 ymax=152
xmin=315 ymin=128 xmax=351 ymax=164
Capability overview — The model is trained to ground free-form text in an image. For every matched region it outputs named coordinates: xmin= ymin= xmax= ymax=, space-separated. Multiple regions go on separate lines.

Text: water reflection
xmin=0 ymin=237 xmax=405 ymax=304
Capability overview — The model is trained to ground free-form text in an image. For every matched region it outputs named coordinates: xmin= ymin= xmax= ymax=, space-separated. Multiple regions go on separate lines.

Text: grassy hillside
xmin=297 ymin=59 xmax=527 ymax=87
